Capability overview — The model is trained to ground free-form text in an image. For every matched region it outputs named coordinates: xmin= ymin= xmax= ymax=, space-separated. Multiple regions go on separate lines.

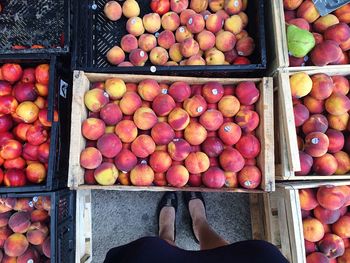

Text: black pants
xmin=104 ymin=237 xmax=289 ymax=263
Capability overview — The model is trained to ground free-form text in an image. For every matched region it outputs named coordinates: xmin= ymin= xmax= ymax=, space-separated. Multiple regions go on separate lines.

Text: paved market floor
xmin=91 ymin=190 xmax=252 ymax=263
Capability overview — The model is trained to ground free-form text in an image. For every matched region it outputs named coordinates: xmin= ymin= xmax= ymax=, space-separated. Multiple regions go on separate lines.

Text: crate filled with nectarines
xmin=269 ymin=0 xmax=350 ymax=69
xmin=73 ymin=0 xmax=266 ymax=75
xmin=0 ymin=189 xmax=75 ymax=262
xmin=276 ymin=67 xmax=350 ymax=181
xmin=267 ymin=181 xmax=350 ymax=263
xmin=0 ymin=55 xmax=72 ymax=193
xmin=68 ymin=71 xmax=274 ymax=192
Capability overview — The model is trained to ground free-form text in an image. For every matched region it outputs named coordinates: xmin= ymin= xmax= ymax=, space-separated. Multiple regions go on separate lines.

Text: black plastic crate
xmin=0 ymin=0 xmax=72 ymax=55
xmin=0 ymin=54 xmax=72 ymax=193
xmin=73 ymin=0 xmax=266 ymax=77
xmin=0 ymin=189 xmax=75 ymax=263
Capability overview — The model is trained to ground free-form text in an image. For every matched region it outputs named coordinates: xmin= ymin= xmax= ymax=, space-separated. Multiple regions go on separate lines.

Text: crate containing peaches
xmin=0 ymin=189 xmax=75 ymax=262
xmin=263 ymin=181 xmax=350 ymax=263
xmin=73 ymin=0 xmax=266 ymax=76
xmin=0 ymin=54 xmax=72 ymax=192
xmin=274 ymin=66 xmax=350 ymax=181
xmin=68 ymin=72 xmax=274 ymax=192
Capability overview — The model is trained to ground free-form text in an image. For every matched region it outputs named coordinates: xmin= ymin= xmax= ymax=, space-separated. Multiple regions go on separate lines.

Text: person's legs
xmin=159 ymin=206 xmax=176 ymax=246
xmin=188 ymin=198 xmax=229 ymax=250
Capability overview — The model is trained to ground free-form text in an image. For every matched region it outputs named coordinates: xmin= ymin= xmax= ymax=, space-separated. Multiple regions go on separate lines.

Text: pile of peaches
xmin=0 ymin=63 xmax=56 ymax=187
xmin=80 ymin=78 xmax=262 ymax=189
xmin=0 ymin=196 xmax=51 ymax=261
xmin=284 ymin=0 xmax=350 ymax=66
xmin=104 ymin=0 xmax=255 ymax=66
xmin=300 ymin=186 xmax=350 ymax=262
xmin=291 ymin=72 xmax=350 ymax=176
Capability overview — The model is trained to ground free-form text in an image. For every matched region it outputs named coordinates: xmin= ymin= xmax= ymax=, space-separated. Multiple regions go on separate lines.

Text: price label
xmin=312 ymin=0 xmax=350 ymax=16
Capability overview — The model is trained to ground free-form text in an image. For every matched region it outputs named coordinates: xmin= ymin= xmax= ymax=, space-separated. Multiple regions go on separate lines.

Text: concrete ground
xmin=91 ymin=190 xmax=252 ymax=263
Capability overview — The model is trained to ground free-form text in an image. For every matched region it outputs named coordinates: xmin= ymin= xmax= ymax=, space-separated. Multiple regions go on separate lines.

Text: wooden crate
xmin=267 ymin=0 xmax=350 ymax=72
xmin=276 ymin=66 xmax=350 ymax=180
xmin=68 ymin=71 xmax=274 ymax=192
xmin=265 ymin=181 xmax=350 ymax=263
xmin=76 ymin=189 xmax=92 ymax=263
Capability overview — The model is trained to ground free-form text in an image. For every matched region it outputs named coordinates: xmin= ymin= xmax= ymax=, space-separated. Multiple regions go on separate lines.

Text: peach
xmin=185 ymin=152 xmax=210 ymax=174
xmin=161 ymin=12 xmax=180 ymax=31
xmin=180 ymin=9 xmax=195 ymax=24
xmin=136 ymin=34 xmax=156 ymax=52
xmin=22 ymin=143 xmax=38 ymax=161
xmin=81 ymin=118 xmax=106 ymax=141
xmin=0 ymin=211 xmax=11 ymax=228
xmin=314 ymin=206 xmax=341 ymax=224
xmin=235 ymin=109 xmax=259 ymax=133
xmin=152 ymin=94 xmax=176 ymax=117
xmin=293 ymin=104 xmax=309 ymax=127
xmin=119 ymin=92 xmax=141 ymax=116
xmin=184 ymin=121 xmax=207 ymax=145
xmin=150 ymin=150 xmax=172 ymax=173
xmin=0 ymin=226 xmax=12 ymax=248
xmin=130 ymin=162 xmax=154 ymax=186
xmin=333 ymin=215 xmax=350 ymax=238
xmin=205 ymin=47 xmax=225 ymax=65
xmin=30 ymin=209 xmax=49 ymax=223
xmin=303 ymin=96 xmax=324 ymax=114
xmin=190 ymin=0 xmax=208 ymax=12
xmin=235 ymin=134 xmax=260 ymax=159
xmin=217 ymin=95 xmax=240 ymax=117
xmin=199 ymin=109 xmax=223 ymax=131
xmin=26 ymin=222 xmax=48 ymax=245
xmin=332 ymin=76 xmax=349 ymax=95
xmin=157 ymin=30 xmax=175 ymax=50
xmin=41 ymin=236 xmax=50 ymax=258
xmin=317 ymin=186 xmax=349 ymax=210
xmin=326 ymin=129 xmax=344 ymax=153
xmin=105 ymin=78 xmax=126 ymax=100
xmin=114 ymin=148 xmax=137 ymax=172
xmin=106 ymin=46 xmax=125 ymax=65
xmin=224 ymin=171 xmax=238 ymax=188
xmin=201 ymin=137 xmax=223 ymax=158
xmin=0 ymin=81 xmax=11 ymax=96
xmin=138 ymin=79 xmax=161 ymax=102
xmin=325 ymin=93 xmax=350 ymax=116
xmin=8 ymin=212 xmax=30 ymax=233
xmin=128 ymin=48 xmax=148 ymax=66
xmin=168 ymin=107 xmax=190 ymax=131
xmin=126 ymin=17 xmax=144 ymax=37
xmin=4 ymin=233 xmax=29 ymax=257
xmin=297 ymin=0 xmax=320 ymax=23
xmin=224 ymin=49 xmax=238 ymax=63
xmin=312 ymin=32 xmax=324 ymax=45
xmin=299 ymin=189 xmax=318 ymax=210
xmin=170 ymin=0 xmax=188 ymax=13
xmin=334 ymin=151 xmax=350 ymax=175
xmin=151 ymin=122 xmax=175 ymax=145
xmin=26 ymin=125 xmax=48 ymax=146
xmin=80 ymin=147 xmax=102 ymax=169
xmin=334 ymin=4 xmax=350 ymax=23
xmin=338 ymin=248 xmax=350 ymax=263
xmin=312 ymin=153 xmax=337 ymax=176
xmin=0 ymin=139 xmax=22 ymax=160
xmin=13 ymin=82 xmax=37 ymax=102
xmin=310 ymin=73 xmax=333 ymax=100
xmin=313 ymin=14 xmax=339 ymax=33
xmin=224 ymin=0 xmax=242 ymax=15
xmin=303 ymin=217 xmax=325 ymax=242
xmin=97 ymin=133 xmax=122 ymax=158
xmin=93 ymin=162 xmax=118 ymax=185
xmin=186 ymin=13 xmax=205 ymax=34
xmin=235 ymin=81 xmax=259 ymax=105
xmin=152 ymin=172 xmax=166 ymax=186
xmin=133 ymin=107 xmax=158 ymax=130
xmin=149 ymin=46 xmax=168 ymax=65
xmin=225 ymin=15 xmax=243 ymax=35
xmin=26 ymin=162 xmax=46 ymax=183
xmin=182 ymin=95 xmax=206 ymax=118
xmin=328 ymin=113 xmax=349 ymax=131
xmin=288 ymin=18 xmax=310 ymax=31
xmin=202 ymin=82 xmax=224 ymax=104
xmin=187 ymin=173 xmax=202 ymax=187
xmin=180 ymin=38 xmax=199 ymax=58
xmin=0 ymin=115 xmax=13 ymax=134
xmin=120 ymin=34 xmax=138 ymax=53
xmin=196 ymin=30 xmax=216 ymax=51
xmin=114 ymin=120 xmax=138 ymax=143
xmin=237 ymin=165 xmax=262 ymax=189
xmin=175 ymin=26 xmax=192 ymax=42
xmin=218 ymin=122 xmax=241 ymax=146
xmin=84 ymin=88 xmax=109 ymax=112
xmin=165 ymin=165 xmax=188 ymax=187
xmin=17 ymin=247 xmax=40 ymax=263
xmin=302 ymin=114 xmax=328 ymax=134
xmin=303 ymin=132 xmax=328 ymax=158
xmin=143 ymin=13 xmax=161 ymax=33
xmin=325 ymin=23 xmax=350 ymax=51
xmin=219 ymin=147 xmax=245 ymax=172
xmin=283 ymin=0 xmax=302 ymax=10
xmin=215 ymin=31 xmax=236 ymax=53
xmin=236 ymin=36 xmax=255 ymax=56
xmin=290 ymin=72 xmax=312 ymax=99
xmin=131 ymin=135 xmax=155 ymax=158
xmin=14 ymin=101 xmax=39 ymax=123
xmin=238 ymin=11 xmax=248 ymax=26
xmin=168 ymin=82 xmax=191 ymax=103
xmin=306 ymin=252 xmax=330 ymax=263
xmin=311 ymin=40 xmax=343 ymax=66
xmin=305 ymin=240 xmax=317 ymax=254
xmin=202 ymin=167 xmax=225 ymax=188
xmin=122 ymin=0 xmax=139 ymax=18
xmin=209 ymin=0 xmax=224 ymax=12
xmin=186 ymin=55 xmax=206 ymax=66
xmin=295 ymin=151 xmax=313 ymax=176
xmin=1 ymin=63 xmax=22 ymax=83
xmin=206 ymin=14 xmax=224 ymax=33
xmin=104 ymin=1 xmax=122 ymax=21
xmin=168 ymin=138 xmax=191 ymax=161
xmin=169 ymin=43 xmax=183 ymax=62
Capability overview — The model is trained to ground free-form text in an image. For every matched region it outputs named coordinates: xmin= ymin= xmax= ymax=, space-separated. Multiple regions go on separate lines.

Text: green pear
xmin=287 ymin=24 xmax=315 ymax=58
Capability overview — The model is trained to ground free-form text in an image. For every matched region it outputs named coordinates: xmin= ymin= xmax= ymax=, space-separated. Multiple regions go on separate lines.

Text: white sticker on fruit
xmin=140 ymin=51 xmax=145 ymax=57
xmin=173 ymin=138 xmax=179 ymax=142
xmin=28 ymin=201 xmax=34 ymax=207
xmin=224 ymin=125 xmax=231 ymax=132
xmin=131 ymin=18 xmax=136 ymax=25
xmin=204 ymin=14 xmax=209 ymax=20
xmin=212 ymin=89 xmax=218 ymax=95
xmin=238 ymin=51 xmax=243 ymax=56
xmin=161 ymin=89 xmax=168 ymax=94
xmin=197 ymin=106 xmax=203 ymax=113
xmin=155 ymin=32 xmax=160 ymax=38
xmin=311 ymin=138 xmax=319 ymax=144
xmin=103 ymin=92 xmax=109 ymax=98
xmin=244 ymin=181 xmax=252 ymax=187
xmin=234 ymin=0 xmax=239 ymax=7
xmin=188 ymin=18 xmax=193 ymax=25
xmin=33 ymin=196 xmax=38 ymax=202
xmin=27 ymin=259 xmax=34 ymax=263
xmin=141 ymin=160 xmax=147 ymax=164
xmin=179 ymin=27 xmax=185 ymax=33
